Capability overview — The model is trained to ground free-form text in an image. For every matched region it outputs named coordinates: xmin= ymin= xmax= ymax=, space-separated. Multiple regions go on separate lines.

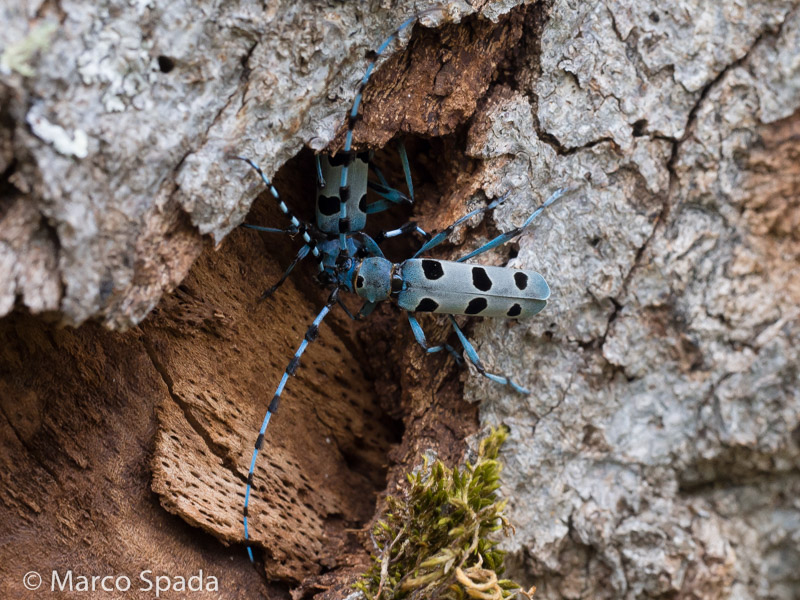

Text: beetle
xmin=349 ymin=187 xmax=563 ymax=394
xmin=234 ymin=9 xmax=566 ymax=563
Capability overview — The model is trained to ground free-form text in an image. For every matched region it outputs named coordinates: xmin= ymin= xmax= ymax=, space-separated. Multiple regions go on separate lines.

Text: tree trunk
xmin=1 ymin=0 xmax=799 ymax=598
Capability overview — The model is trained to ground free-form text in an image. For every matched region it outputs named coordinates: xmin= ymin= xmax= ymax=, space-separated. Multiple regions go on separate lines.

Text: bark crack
xmin=531 ymin=364 xmax=576 ymax=439
xmin=603 ymin=16 xmax=789 ymax=337
xmin=680 ymin=469 xmax=800 ymax=495
xmin=141 ymin=337 xmax=244 ymax=483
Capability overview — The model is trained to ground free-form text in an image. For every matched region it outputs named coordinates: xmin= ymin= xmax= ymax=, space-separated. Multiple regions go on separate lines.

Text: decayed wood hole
xmin=0 ymin=145 xmax=475 ymax=598
xmin=331 ymin=10 xmax=525 ymax=151
xmin=0 ymin=9 xmax=529 ymax=598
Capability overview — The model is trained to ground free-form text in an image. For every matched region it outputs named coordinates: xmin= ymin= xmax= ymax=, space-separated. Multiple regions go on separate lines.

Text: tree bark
xmin=1 ymin=0 xmax=799 ymax=599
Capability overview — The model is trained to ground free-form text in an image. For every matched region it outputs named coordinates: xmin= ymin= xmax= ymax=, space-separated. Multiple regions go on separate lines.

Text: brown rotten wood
xmin=0 ymin=150 xmax=478 ymax=597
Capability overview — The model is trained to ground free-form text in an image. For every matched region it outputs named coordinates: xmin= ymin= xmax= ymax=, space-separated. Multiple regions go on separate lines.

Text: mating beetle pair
xmin=235 ymin=12 xmax=565 ymax=563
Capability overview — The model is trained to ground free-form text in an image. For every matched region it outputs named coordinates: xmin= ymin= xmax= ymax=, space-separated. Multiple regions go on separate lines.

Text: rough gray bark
xmin=1 ymin=0 xmax=799 ymax=599
xmin=465 ymin=2 xmax=800 ymax=598
xmin=0 ymin=0 xmax=467 ymax=327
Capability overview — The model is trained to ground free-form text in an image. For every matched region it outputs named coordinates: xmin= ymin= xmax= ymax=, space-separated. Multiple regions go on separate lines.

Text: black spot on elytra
xmin=465 ymin=297 xmax=488 ymax=315
xmin=358 ymin=194 xmax=367 ymax=214
xmin=356 ymin=276 xmax=364 ymax=288
xmin=318 ymin=195 xmax=339 ymax=216
xmin=421 ymin=260 xmax=444 ymax=280
xmin=415 ymin=298 xmax=439 ymax=312
xmin=507 ymin=303 xmax=522 ymax=317
xmin=514 ymin=272 xmax=528 ymax=290
xmin=472 ymin=267 xmax=492 ymax=291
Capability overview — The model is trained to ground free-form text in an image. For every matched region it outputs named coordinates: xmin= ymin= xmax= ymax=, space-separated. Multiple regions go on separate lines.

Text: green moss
xmin=355 ymin=427 xmax=534 ymax=600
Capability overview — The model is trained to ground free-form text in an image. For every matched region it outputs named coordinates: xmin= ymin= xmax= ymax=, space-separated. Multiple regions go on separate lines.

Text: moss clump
xmin=355 ymin=427 xmax=534 ymax=600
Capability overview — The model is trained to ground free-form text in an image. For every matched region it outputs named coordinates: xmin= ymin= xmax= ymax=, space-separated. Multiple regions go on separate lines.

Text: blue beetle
xmin=234 ymin=10 xmax=566 ymax=563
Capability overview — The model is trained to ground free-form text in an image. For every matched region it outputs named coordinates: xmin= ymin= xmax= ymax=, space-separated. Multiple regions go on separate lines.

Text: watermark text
xmin=22 ymin=569 xmax=218 ymax=597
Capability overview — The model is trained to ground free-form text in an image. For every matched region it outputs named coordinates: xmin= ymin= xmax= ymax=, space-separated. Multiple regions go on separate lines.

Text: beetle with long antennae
xmin=233 ymin=9 xmax=566 ymax=564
